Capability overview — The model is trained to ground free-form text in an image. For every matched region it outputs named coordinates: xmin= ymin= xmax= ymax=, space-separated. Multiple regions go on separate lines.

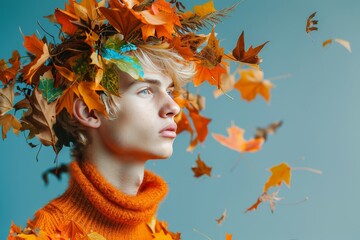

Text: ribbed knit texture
xmin=29 ymin=160 xmax=168 ymax=239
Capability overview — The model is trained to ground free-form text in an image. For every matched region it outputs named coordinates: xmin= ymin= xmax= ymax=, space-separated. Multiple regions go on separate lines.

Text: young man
xmin=27 ymin=46 xmax=194 ymax=239
xmin=3 ymin=0 xmax=239 ymax=239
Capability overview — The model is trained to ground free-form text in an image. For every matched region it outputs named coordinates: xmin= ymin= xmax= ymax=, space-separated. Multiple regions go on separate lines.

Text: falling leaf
xmin=188 ymin=107 xmax=212 ymax=146
xmin=254 ymin=120 xmax=283 ymax=141
xmin=213 ymin=66 xmax=236 ymax=98
xmin=234 ymin=68 xmax=273 ymax=102
xmin=231 ymin=31 xmax=269 ymax=64
xmin=212 ymin=123 xmax=264 ymax=153
xmin=192 ymin=154 xmax=212 ymax=177
xmin=225 ymin=233 xmax=233 ymax=240
xmin=245 ymin=190 xmax=283 ymax=213
xmin=215 ymin=209 xmax=227 ymax=225
xmin=306 ymin=12 xmax=318 ymax=33
xmin=322 ymin=38 xmax=351 ymax=53
xmin=41 ymin=163 xmax=69 ymax=185
xmin=56 ymin=220 xmax=85 ymax=240
xmin=263 ymin=162 xmax=291 ymax=193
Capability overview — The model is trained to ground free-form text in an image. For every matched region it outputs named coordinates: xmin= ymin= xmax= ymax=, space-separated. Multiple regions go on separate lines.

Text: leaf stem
xmin=193 ymin=228 xmax=212 ymax=240
xmin=292 ymin=167 xmax=322 ymax=175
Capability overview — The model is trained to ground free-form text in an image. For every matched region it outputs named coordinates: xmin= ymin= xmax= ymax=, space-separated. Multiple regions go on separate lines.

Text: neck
xmin=85 ymin=143 xmax=145 ymax=196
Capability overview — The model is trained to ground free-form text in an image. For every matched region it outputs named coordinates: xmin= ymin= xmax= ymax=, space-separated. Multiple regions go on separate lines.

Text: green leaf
xmin=38 ymin=72 xmax=63 ymax=103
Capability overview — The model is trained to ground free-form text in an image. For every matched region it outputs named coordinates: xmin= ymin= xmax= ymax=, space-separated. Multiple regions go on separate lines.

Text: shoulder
xmin=27 ymin=200 xmax=67 ymax=234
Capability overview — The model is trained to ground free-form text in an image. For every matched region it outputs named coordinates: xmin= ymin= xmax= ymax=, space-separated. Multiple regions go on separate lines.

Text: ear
xmin=73 ymin=98 xmax=101 ymax=128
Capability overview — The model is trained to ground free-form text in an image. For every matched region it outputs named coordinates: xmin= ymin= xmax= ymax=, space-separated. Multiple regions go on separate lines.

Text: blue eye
xmin=139 ymin=89 xmax=151 ymax=95
xmin=167 ymin=89 xmax=174 ymax=98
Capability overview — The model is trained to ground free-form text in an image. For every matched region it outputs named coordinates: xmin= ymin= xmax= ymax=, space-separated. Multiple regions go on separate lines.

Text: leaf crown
xmin=0 ymin=0 xmax=267 ymax=159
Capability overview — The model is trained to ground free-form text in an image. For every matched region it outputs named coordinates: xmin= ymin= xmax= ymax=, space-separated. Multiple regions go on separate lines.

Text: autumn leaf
xmin=212 ymin=123 xmax=264 ymax=153
xmin=192 ymin=154 xmax=212 ymax=177
xmin=41 ymin=163 xmax=68 ymax=186
xmin=85 ymin=232 xmax=107 ymax=240
xmin=254 ymin=120 xmax=283 ymax=141
xmin=187 ymin=106 xmax=211 ymax=149
xmin=231 ymin=31 xmax=269 ymax=65
xmin=20 ymin=88 xmax=58 ymax=149
xmin=56 ymin=220 xmax=85 ymax=240
xmin=306 ymin=12 xmax=318 ymax=33
xmin=56 ymin=83 xmax=80 ymax=116
xmin=0 ymin=81 xmax=22 ymax=139
xmin=193 ymin=0 xmax=217 ymax=17
xmin=138 ymin=0 xmax=181 ymax=40
xmin=0 ymin=114 xmax=22 ymax=140
xmin=99 ymin=0 xmax=144 ymax=40
xmin=0 ymin=50 xmax=20 ymax=84
xmin=215 ymin=209 xmax=227 ymax=225
xmin=322 ymin=38 xmax=351 ymax=53
xmin=225 ymin=233 xmax=233 ymax=240
xmin=213 ymin=66 xmax=236 ymax=98
xmin=245 ymin=190 xmax=283 ymax=213
xmin=38 ymin=71 xmax=63 ymax=103
xmin=263 ymin=162 xmax=291 ymax=193
xmin=21 ymin=34 xmax=50 ymax=84
xmin=234 ymin=68 xmax=273 ymax=102
xmin=0 ymin=80 xmax=15 ymax=116
xmin=78 ymin=81 xmax=107 ymax=116
xmin=194 ymin=27 xmax=227 ymax=87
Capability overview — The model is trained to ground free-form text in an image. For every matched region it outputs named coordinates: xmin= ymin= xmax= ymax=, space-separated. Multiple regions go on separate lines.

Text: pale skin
xmin=73 ymin=65 xmax=180 ymax=195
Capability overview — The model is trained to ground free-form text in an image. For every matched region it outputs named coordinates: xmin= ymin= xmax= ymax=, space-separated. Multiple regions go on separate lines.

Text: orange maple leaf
xmin=139 ymin=0 xmax=181 ymax=40
xmin=212 ymin=123 xmax=264 ymax=153
xmin=188 ymin=106 xmax=211 ymax=146
xmin=194 ymin=27 xmax=226 ymax=87
xmin=231 ymin=31 xmax=268 ymax=64
xmin=263 ymin=162 xmax=291 ymax=193
xmin=56 ymin=83 xmax=80 ymax=116
xmin=191 ymin=154 xmax=212 ymax=178
xmin=234 ymin=68 xmax=273 ymax=102
xmin=21 ymin=34 xmax=50 ymax=84
xmin=99 ymin=0 xmax=144 ymax=40
xmin=78 ymin=81 xmax=107 ymax=116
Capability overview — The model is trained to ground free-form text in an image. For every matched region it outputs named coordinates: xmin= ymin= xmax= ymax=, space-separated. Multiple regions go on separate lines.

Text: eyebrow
xmin=131 ymin=78 xmax=174 ymax=88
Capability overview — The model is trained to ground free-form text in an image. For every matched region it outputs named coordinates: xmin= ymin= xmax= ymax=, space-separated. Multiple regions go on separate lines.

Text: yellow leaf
xmin=234 ymin=68 xmax=273 ymax=102
xmin=263 ymin=162 xmax=291 ymax=193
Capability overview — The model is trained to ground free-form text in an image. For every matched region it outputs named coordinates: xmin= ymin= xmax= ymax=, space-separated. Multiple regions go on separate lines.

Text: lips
xmin=159 ymin=122 xmax=177 ymax=138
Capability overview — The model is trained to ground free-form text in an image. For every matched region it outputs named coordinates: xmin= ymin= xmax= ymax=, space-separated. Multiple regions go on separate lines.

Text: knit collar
xmin=69 ymin=160 xmax=168 ymax=225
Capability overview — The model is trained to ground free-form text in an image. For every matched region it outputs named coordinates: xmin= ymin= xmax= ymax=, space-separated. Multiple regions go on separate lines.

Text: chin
xmin=151 ymin=146 xmax=174 ymax=160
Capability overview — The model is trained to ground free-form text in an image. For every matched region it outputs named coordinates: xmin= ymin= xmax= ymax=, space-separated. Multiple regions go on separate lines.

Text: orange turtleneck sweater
xmin=28 ymin=160 xmax=168 ymax=239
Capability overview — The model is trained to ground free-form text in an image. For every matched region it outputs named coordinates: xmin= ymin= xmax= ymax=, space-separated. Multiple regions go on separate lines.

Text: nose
xmin=159 ymin=92 xmax=181 ymax=118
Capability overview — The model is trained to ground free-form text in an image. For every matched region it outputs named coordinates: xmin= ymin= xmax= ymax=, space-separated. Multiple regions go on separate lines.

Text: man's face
xmin=96 ymin=65 xmax=180 ymax=162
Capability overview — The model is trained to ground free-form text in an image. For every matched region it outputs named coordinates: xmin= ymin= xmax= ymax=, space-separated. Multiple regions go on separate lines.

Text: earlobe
xmin=73 ymin=98 xmax=101 ymax=128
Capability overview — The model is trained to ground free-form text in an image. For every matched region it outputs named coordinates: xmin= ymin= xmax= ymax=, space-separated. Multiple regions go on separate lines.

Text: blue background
xmin=1 ymin=0 xmax=359 ymax=239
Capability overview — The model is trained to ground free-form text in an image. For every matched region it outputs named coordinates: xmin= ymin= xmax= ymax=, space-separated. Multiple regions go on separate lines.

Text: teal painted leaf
xmin=38 ymin=71 xmax=63 ymax=103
